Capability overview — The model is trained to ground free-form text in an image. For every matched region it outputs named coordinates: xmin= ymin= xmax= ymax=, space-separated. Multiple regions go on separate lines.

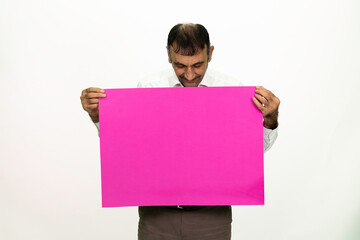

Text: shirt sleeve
xmin=263 ymin=127 xmax=278 ymax=153
xmin=94 ymin=122 xmax=100 ymax=136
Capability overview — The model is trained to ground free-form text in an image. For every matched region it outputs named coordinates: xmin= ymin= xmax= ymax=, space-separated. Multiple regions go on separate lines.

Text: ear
xmin=208 ymin=45 xmax=214 ymax=62
xmin=166 ymin=46 xmax=172 ymax=63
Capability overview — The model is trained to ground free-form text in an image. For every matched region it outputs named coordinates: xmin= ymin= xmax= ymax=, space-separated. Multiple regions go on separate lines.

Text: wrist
xmin=263 ymin=112 xmax=278 ymax=129
xmin=89 ymin=114 xmax=99 ymax=123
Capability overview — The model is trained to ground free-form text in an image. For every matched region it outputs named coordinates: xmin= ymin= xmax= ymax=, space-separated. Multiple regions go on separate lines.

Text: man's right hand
xmin=80 ymin=87 xmax=106 ymax=123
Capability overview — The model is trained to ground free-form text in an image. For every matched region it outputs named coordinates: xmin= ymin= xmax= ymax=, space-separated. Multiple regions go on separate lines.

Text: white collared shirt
xmin=137 ymin=68 xmax=244 ymax=88
xmin=95 ymin=68 xmax=278 ymax=152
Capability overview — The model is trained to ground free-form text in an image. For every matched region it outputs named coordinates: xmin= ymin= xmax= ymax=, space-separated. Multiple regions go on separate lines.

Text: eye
xmin=176 ymin=64 xmax=185 ymax=69
xmin=193 ymin=64 xmax=202 ymax=68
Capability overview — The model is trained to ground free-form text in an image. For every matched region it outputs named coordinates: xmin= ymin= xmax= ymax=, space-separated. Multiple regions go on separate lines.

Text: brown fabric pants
xmin=138 ymin=206 xmax=232 ymax=240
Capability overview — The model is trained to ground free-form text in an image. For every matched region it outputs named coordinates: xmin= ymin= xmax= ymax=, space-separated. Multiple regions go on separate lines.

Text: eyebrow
xmin=174 ymin=61 xmax=205 ymax=67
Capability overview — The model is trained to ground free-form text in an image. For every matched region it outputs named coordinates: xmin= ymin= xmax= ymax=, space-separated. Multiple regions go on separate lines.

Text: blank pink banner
xmin=99 ymin=87 xmax=263 ymax=207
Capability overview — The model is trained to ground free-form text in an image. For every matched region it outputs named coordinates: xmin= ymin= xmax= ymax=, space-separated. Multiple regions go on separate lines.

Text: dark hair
xmin=167 ymin=23 xmax=210 ymax=57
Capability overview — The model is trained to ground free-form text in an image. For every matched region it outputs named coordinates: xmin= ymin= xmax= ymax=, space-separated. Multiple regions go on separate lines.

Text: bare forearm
xmin=263 ymin=111 xmax=278 ymax=129
xmin=89 ymin=114 xmax=99 ymax=123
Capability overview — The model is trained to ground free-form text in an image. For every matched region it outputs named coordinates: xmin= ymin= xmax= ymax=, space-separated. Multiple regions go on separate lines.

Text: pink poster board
xmin=99 ymin=87 xmax=263 ymax=207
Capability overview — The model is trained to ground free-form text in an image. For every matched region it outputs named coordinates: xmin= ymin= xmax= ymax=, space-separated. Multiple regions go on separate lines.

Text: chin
xmin=184 ymin=83 xmax=198 ymax=87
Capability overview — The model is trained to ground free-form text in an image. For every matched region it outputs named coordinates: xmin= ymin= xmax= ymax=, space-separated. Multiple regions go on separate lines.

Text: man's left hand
xmin=252 ymin=86 xmax=280 ymax=129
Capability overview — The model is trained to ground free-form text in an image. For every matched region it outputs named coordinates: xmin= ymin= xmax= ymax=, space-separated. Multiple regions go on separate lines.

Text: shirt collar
xmin=168 ymin=68 xmax=214 ymax=87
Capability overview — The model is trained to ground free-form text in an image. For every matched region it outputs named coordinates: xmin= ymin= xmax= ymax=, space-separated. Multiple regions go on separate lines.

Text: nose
xmin=184 ymin=67 xmax=195 ymax=80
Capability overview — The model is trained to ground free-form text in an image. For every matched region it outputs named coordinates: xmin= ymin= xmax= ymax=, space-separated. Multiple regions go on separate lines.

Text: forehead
xmin=170 ymin=46 xmax=208 ymax=64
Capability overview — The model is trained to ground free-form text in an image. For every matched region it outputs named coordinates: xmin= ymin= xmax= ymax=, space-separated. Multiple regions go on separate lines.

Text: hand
xmin=252 ymin=86 xmax=280 ymax=129
xmin=80 ymin=87 xmax=106 ymax=123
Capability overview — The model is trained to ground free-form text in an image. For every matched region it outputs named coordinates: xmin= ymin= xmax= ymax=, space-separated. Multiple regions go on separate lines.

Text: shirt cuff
xmin=94 ymin=122 xmax=100 ymax=136
xmin=263 ymin=126 xmax=278 ymax=153
xmin=263 ymin=126 xmax=276 ymax=139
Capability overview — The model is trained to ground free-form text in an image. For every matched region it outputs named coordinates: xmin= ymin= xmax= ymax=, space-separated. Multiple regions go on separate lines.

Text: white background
xmin=1 ymin=0 xmax=359 ymax=239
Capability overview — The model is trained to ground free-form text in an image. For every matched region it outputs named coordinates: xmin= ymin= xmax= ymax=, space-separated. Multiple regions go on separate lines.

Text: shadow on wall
xmin=347 ymin=213 xmax=360 ymax=240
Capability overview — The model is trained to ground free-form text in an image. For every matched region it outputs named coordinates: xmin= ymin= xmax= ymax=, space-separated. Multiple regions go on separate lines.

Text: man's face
xmin=167 ymin=45 xmax=214 ymax=87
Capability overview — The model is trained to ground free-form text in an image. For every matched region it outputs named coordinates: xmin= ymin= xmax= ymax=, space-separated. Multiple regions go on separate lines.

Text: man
xmin=81 ymin=23 xmax=280 ymax=240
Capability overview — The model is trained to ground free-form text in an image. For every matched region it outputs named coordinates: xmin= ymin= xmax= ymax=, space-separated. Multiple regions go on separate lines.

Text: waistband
xmin=166 ymin=205 xmax=208 ymax=211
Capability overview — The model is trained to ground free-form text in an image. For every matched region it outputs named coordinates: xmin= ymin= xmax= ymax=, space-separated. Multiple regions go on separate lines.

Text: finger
xmin=252 ymin=97 xmax=264 ymax=112
xmin=82 ymin=88 xmax=103 ymax=98
xmin=85 ymin=92 xmax=106 ymax=99
xmin=85 ymin=87 xmax=105 ymax=93
xmin=81 ymin=89 xmax=88 ymax=98
xmin=255 ymin=93 xmax=268 ymax=105
xmin=256 ymin=91 xmax=273 ymax=103
xmin=87 ymin=98 xmax=100 ymax=104
xmin=85 ymin=104 xmax=99 ymax=111
xmin=255 ymin=86 xmax=272 ymax=99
